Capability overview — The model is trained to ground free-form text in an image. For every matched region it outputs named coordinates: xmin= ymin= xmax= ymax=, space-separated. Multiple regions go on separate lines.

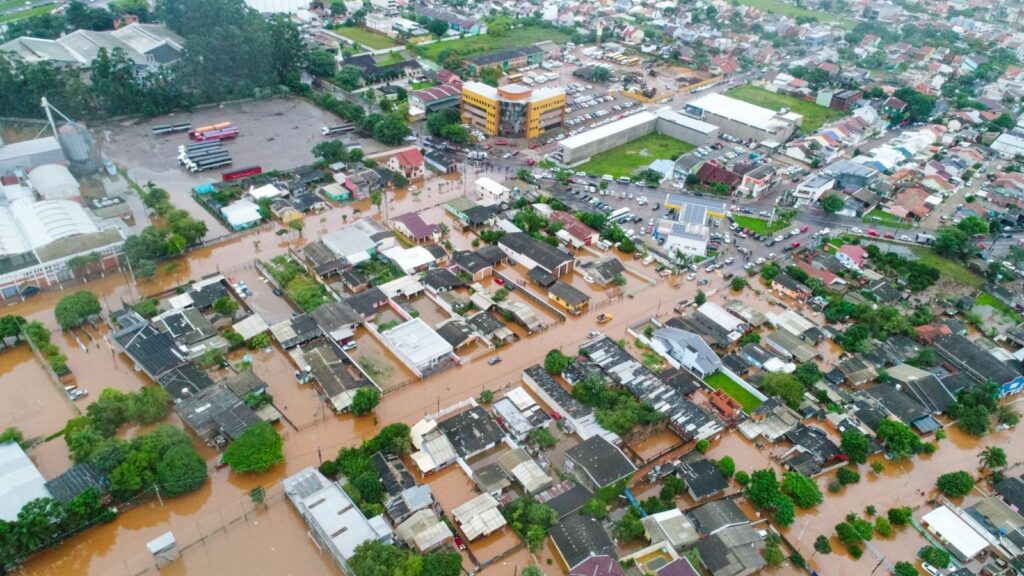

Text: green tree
xmin=612 ymin=509 xmax=646 ymax=541
xmin=696 ymin=438 xmax=710 ymax=453
xmin=814 ymin=534 xmax=832 ymax=555
xmin=350 ymin=387 xmax=381 ymax=416
xmin=370 ymin=189 xmax=383 ymax=213
xmin=0 ymin=426 xmax=25 ymax=448
xmin=86 ymin=389 xmax=130 ymax=437
xmin=580 ymin=498 xmax=608 ymax=519
xmin=731 ymin=276 xmax=747 ymax=291
xmin=54 ymin=291 xmax=102 ymax=330
xmin=887 ymin=506 xmax=913 ymax=525
xmin=503 ymin=498 xmax=558 ymax=551
xmin=763 ymin=543 xmax=785 ymax=566
xmin=840 ymin=429 xmax=869 ymax=465
xmin=372 ymin=113 xmax=410 ymax=145
xmin=918 ymin=545 xmax=950 ymax=569
xmin=793 ymin=362 xmax=823 ymax=387
xmin=821 ymin=193 xmax=845 ymax=214
xmin=222 ymin=422 xmax=284 ymax=474
xmin=157 ymin=443 xmax=208 ymax=497
xmin=426 ymin=18 xmax=449 ymax=38
xmin=979 ymin=446 xmax=1008 ymax=472
xmin=717 ymin=456 xmax=736 ymax=478
xmin=422 ymin=551 xmax=461 ymax=576
xmin=521 ymin=567 xmax=544 ymax=576
xmin=348 ymin=540 xmax=409 ymax=576
xmin=212 ymin=296 xmax=239 ymax=317
xmin=894 ymin=561 xmax=919 ymax=576
xmin=695 ymin=290 xmax=706 ymax=305
xmin=936 ymin=471 xmax=974 ymax=497
xmin=126 ymin=386 xmax=172 ymax=425
xmin=746 ymin=469 xmax=782 ymax=509
xmin=781 ymin=471 xmax=824 ymax=508
xmin=529 ymin=427 xmax=557 ymax=449
xmin=876 ymin=419 xmax=922 ymax=459
xmin=837 ymin=467 xmax=860 ymax=485
xmin=306 ymin=50 xmax=337 ymax=77
xmin=760 ymin=372 xmax=805 ymax=409
xmin=544 ymin=349 xmax=571 ymax=375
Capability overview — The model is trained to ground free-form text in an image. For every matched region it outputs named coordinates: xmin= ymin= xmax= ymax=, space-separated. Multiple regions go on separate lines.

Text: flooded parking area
xmin=0 ymin=345 xmax=78 ymax=445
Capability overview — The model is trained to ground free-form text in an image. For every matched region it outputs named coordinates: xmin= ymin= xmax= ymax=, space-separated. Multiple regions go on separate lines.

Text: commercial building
xmin=461 ymin=82 xmax=565 ymax=139
xmin=555 ymin=108 xmax=718 ymax=166
xmin=0 ymin=136 xmax=65 ymax=175
xmin=464 ymin=44 xmax=545 ymax=74
xmin=407 ymin=85 xmax=462 ymax=118
xmin=683 ymin=93 xmax=802 ymax=143
xmin=921 ymin=505 xmax=990 ymax=561
xmin=283 ymin=468 xmax=394 ymax=574
xmin=655 ymin=202 xmax=709 ymax=257
xmin=0 ymin=442 xmax=51 ymax=521
xmin=0 ymin=24 xmax=184 ymax=71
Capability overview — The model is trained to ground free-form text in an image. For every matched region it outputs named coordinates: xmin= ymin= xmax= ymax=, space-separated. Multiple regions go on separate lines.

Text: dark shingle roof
xmin=565 ymin=436 xmax=636 ymax=488
xmin=437 ymin=406 xmax=504 ymax=458
xmin=499 ymin=232 xmax=572 ymax=273
xmin=676 ymin=458 xmax=728 ymax=500
xmin=550 ymin=514 xmax=617 ymax=570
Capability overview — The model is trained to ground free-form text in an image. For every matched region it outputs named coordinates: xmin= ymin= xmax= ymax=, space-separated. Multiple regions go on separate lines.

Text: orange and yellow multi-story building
xmin=461 ymin=81 xmax=565 ymax=139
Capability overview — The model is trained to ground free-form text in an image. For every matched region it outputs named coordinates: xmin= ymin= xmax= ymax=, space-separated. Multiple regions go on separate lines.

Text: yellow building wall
xmin=461 ymin=87 xmax=499 ymax=135
xmin=525 ymin=93 xmax=566 ymax=139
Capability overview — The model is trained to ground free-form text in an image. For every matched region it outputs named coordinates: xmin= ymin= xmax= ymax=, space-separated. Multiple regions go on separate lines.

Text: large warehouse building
xmin=683 ymin=93 xmax=802 ymax=143
xmin=554 ymin=107 xmax=718 ymax=166
xmin=461 ymin=82 xmax=565 ymax=139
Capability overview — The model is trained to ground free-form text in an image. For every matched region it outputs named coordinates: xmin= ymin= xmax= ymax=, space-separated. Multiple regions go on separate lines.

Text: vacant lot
xmin=419 ymin=26 xmax=570 ymax=62
xmin=909 ymin=246 xmax=983 ymax=288
xmin=732 ymin=215 xmax=786 ymax=235
xmin=726 ymin=85 xmax=845 ymax=132
xmin=705 ymin=371 xmax=762 ymax=412
xmin=733 ymin=0 xmax=856 ymax=29
xmin=579 ymin=133 xmax=694 ymax=178
xmin=862 ymin=208 xmax=905 ymax=227
xmin=335 ymin=26 xmax=399 ymax=50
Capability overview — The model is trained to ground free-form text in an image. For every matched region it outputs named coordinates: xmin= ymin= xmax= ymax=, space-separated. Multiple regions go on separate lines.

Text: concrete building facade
xmin=461 ymin=82 xmax=565 ymax=139
xmin=683 ymin=93 xmax=802 ymax=143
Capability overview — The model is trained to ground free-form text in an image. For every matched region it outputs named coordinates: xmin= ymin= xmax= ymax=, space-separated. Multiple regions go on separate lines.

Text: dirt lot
xmin=94 ymin=98 xmax=390 ymax=236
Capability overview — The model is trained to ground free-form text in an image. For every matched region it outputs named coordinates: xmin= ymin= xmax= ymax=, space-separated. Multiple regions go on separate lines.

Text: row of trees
xmin=1 ymin=0 xmax=305 ymax=120
xmin=319 ymin=424 xmax=412 ymax=517
xmin=122 ymin=184 xmax=209 ymax=278
xmin=0 ymin=488 xmax=115 ymax=571
xmin=348 ymin=540 xmax=462 ymax=576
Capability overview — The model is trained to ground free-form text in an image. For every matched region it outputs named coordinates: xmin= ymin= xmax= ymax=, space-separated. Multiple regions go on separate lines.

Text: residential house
xmin=498 ymin=232 xmax=574 ymax=277
xmin=676 ymin=457 xmax=729 ymax=501
xmin=451 ymin=250 xmax=492 ymax=281
xmin=549 ymin=211 xmax=599 ymax=247
xmin=437 ymin=406 xmax=504 ymax=460
xmin=386 ymin=148 xmax=426 ymax=180
xmin=550 ymin=514 xmax=618 ymax=572
xmin=548 ymin=281 xmax=590 ymax=315
xmin=771 ymin=272 xmax=812 ymax=302
xmin=379 ymin=318 xmax=455 ymax=378
xmin=934 ymin=334 xmax=1024 ymax=396
xmin=650 ymin=327 xmax=722 ymax=378
xmin=564 ymin=435 xmax=637 ymax=491
xmin=392 ymin=212 xmax=439 ymax=244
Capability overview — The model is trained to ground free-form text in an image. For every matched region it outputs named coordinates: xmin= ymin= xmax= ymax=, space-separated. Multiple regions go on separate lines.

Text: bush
xmin=918 ymin=546 xmax=950 ymax=568
xmin=887 ymin=506 xmax=913 ymax=525
xmin=936 ymin=471 xmax=974 ymax=497
xmin=529 ymin=428 xmax=557 ymax=449
xmin=717 ymin=456 xmax=735 ymax=478
xmin=837 ymin=467 xmax=860 ymax=485
xmin=734 ymin=471 xmax=750 ymax=485
xmin=696 ymin=438 xmax=710 ymax=453
xmin=874 ymin=517 xmax=892 ymax=538
xmin=222 ymin=422 xmax=284 ymax=474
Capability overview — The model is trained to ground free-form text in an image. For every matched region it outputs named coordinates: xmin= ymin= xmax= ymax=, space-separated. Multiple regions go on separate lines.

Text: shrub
xmin=837 ymin=467 xmax=860 ymax=485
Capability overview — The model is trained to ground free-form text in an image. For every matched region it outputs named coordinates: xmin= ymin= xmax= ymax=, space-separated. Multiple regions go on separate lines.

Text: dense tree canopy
xmin=54 ymin=291 xmax=101 ymax=330
xmin=222 ymin=422 xmax=284 ymax=474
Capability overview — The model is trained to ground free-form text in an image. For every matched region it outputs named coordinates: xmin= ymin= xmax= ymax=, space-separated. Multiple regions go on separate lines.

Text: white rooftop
xmin=654 ymin=106 xmax=719 ymax=134
xmin=922 ymin=506 xmax=989 ymax=560
xmin=220 ymin=199 xmax=262 ymax=228
xmin=0 ymin=442 xmax=51 ymax=522
xmin=452 ymin=493 xmax=507 ymax=540
xmin=559 ymin=110 xmax=656 ymax=151
xmin=380 ymin=245 xmax=434 ymax=275
xmin=6 ymin=198 xmax=100 ymax=252
xmin=690 ymin=93 xmax=802 ymax=132
xmin=249 ymin=183 xmax=284 ymax=200
xmin=380 ymin=318 xmax=453 ymax=367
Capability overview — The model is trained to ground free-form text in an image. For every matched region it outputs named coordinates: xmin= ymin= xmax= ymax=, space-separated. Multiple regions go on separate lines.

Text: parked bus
xmin=222 ymin=166 xmax=262 ymax=181
xmin=608 ymin=207 xmax=631 ymax=223
xmin=507 ymin=73 xmax=523 ymax=83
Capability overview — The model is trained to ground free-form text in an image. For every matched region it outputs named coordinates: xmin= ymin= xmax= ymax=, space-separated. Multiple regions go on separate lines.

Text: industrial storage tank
xmin=57 ymin=122 xmax=98 ymax=176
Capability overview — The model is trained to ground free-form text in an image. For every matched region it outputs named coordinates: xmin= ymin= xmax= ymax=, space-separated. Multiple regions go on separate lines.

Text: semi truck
xmin=189 ymin=122 xmax=231 ymax=139
xmin=193 ymin=127 xmax=239 ymax=142
xmin=189 ymin=157 xmax=232 ymax=173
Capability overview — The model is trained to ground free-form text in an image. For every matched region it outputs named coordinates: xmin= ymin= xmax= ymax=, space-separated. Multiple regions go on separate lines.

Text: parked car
xmin=488 ymin=356 xmax=503 ymax=365
xmin=342 ymin=341 xmax=357 ymax=351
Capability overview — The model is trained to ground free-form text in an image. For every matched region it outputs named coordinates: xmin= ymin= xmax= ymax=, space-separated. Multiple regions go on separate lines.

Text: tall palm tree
xmin=978 ymin=446 xmax=1008 ymax=472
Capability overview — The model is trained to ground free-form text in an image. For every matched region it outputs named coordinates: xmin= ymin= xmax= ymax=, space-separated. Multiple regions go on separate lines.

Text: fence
xmin=108 ymin=483 xmax=290 ymax=576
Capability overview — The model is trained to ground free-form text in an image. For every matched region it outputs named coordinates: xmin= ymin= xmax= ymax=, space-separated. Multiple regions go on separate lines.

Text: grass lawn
xmin=732 ymin=215 xmax=786 ymax=235
xmin=335 ymin=26 xmax=399 ymax=50
xmin=862 ymin=208 xmax=906 ymax=227
xmin=733 ymin=0 xmax=856 ymax=29
xmin=419 ymin=26 xmax=570 ymax=62
xmin=909 ymin=246 xmax=983 ymax=288
xmin=578 ymin=133 xmax=694 ymax=178
xmin=726 ymin=85 xmax=846 ymax=133
xmin=977 ymin=292 xmax=1023 ymax=322
xmin=705 ymin=372 xmax=762 ymax=413
xmin=409 ymin=81 xmax=436 ymax=90
xmin=0 ymin=2 xmax=54 ymax=23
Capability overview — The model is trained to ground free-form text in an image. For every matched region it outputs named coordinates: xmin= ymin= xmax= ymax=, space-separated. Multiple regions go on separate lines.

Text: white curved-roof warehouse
xmin=0 ymin=209 xmax=29 ymax=256
xmin=8 ymin=199 xmax=98 ymax=250
xmin=27 ymin=164 xmax=80 ymax=201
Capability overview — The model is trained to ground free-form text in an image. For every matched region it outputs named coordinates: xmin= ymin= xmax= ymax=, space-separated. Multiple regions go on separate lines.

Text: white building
xmin=792 ymin=174 xmax=836 ymax=206
xmin=656 ymin=202 xmax=708 ymax=257
xmin=921 ymin=506 xmax=990 ymax=561
xmin=27 ymin=164 xmax=80 ymax=202
xmin=475 ymin=177 xmax=509 ymax=204
xmin=220 ymin=199 xmax=262 ymax=231
xmin=379 ymin=318 xmax=455 ymax=378
xmin=683 ymin=93 xmax=802 ymax=143
xmin=0 ymin=442 xmax=51 ymax=521
xmin=283 ymin=467 xmax=393 ymax=573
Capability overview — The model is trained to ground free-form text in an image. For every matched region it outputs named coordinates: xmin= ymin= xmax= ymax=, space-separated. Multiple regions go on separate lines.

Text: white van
xmin=642 ymin=255 xmax=654 ymax=266
xmin=602 ymin=174 xmax=614 ymax=182
xmin=596 ymin=240 xmax=612 ymax=251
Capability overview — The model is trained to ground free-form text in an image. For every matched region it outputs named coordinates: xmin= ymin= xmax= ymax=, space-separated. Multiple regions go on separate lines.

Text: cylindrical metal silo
xmin=58 ymin=122 xmax=98 ymax=176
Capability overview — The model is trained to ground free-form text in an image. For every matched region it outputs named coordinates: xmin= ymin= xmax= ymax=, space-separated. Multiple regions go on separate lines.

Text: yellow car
xmin=597 ymin=313 xmax=613 ymax=325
